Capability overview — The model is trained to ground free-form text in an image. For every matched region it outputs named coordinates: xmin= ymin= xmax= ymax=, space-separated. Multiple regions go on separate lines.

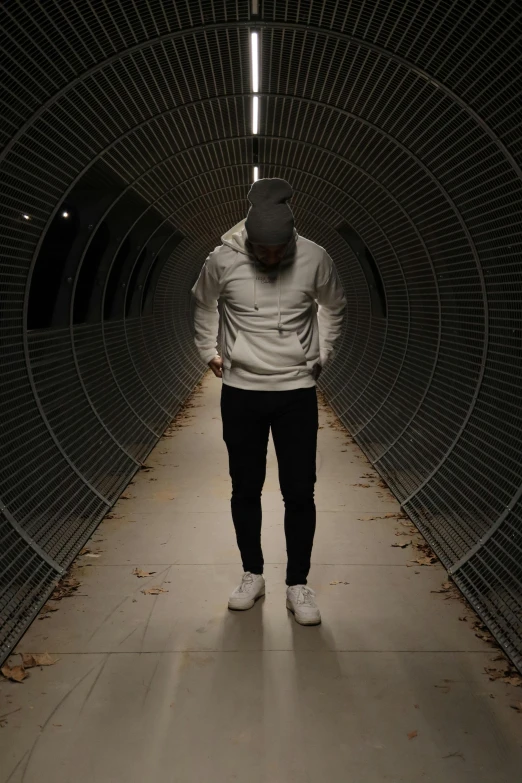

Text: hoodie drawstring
xmin=253 ymin=258 xmax=283 ymax=331
xmin=277 ymin=273 xmax=282 ymax=330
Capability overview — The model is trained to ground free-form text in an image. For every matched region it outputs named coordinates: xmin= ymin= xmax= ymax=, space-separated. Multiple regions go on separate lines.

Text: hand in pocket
xmin=312 ymin=362 xmax=322 ymax=380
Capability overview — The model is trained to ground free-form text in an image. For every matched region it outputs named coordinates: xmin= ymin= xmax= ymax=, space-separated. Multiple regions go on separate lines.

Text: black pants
xmin=220 ymin=383 xmax=318 ymax=586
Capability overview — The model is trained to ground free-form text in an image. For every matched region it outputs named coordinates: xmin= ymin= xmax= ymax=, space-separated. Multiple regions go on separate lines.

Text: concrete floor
xmin=1 ymin=372 xmax=522 ymax=782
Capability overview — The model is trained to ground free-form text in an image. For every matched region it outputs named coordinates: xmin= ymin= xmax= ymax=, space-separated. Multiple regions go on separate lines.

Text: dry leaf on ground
xmin=473 ymin=621 xmax=496 ymax=644
xmin=484 ymin=665 xmax=522 ymax=686
xmin=351 ymin=483 xmax=371 ymax=488
xmin=510 ymin=702 xmax=522 ymax=713
xmin=330 ymin=581 xmax=350 ymax=585
xmin=40 ymin=604 xmax=59 ymax=615
xmin=1 ymin=665 xmax=27 ymax=682
xmin=503 ymin=676 xmax=522 ymax=687
xmin=411 ymin=554 xmax=438 ymax=566
xmin=141 ymin=587 xmax=169 ymax=595
xmin=407 ymin=730 xmax=418 ymax=740
xmin=431 ymin=582 xmax=453 ymax=593
xmin=51 ymin=574 xmax=81 ymax=601
xmin=21 ymin=653 xmax=58 ymax=668
xmin=392 ymin=541 xmax=411 ymax=549
xmin=133 ymin=568 xmax=157 ymax=578
xmin=410 ymin=541 xmax=438 ymax=566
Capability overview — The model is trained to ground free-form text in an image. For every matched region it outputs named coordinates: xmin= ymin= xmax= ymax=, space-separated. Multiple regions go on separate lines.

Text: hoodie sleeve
xmin=315 ymin=251 xmax=347 ymax=366
xmin=190 ymin=249 xmax=222 ymax=365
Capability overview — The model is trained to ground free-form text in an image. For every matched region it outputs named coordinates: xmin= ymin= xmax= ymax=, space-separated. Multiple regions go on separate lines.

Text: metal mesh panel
xmin=0 ymin=510 xmax=58 ymax=662
xmin=0 ymin=0 xmax=521 ymax=671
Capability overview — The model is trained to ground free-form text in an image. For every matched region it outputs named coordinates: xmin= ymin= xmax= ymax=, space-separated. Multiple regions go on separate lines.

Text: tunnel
xmin=1 ymin=0 xmax=522 ymax=779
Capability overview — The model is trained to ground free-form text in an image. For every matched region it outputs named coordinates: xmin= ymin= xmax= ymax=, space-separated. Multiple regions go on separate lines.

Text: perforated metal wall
xmin=0 ymin=0 xmax=521 ymax=670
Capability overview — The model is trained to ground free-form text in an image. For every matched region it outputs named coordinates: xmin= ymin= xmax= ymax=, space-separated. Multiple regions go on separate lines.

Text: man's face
xmin=251 ymin=242 xmax=288 ymax=266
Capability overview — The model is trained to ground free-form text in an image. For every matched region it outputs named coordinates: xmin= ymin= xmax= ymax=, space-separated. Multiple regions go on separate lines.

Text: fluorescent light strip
xmin=252 ymin=95 xmax=259 ymax=134
xmin=253 ymin=166 xmax=259 ymax=182
xmin=251 ymin=32 xmax=258 ymax=92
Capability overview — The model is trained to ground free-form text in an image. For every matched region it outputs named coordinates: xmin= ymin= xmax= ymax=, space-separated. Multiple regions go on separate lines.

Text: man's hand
xmin=208 ymin=355 xmax=223 ymax=378
xmin=312 ymin=362 xmax=322 ymax=381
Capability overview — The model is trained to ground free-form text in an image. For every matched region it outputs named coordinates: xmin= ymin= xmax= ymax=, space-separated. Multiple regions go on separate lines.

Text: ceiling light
xmin=62 ymin=211 xmax=69 ymax=218
xmin=252 ymin=95 xmax=259 ymax=134
xmin=251 ymin=32 xmax=259 ymax=92
xmin=253 ymin=166 xmax=259 ymax=182
xmin=22 ymin=214 xmax=30 ymax=220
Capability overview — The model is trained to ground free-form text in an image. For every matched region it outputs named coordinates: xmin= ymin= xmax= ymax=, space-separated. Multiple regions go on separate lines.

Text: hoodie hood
xmin=221 ymin=218 xmax=298 ymax=256
xmin=220 ymin=218 xmax=299 ymax=331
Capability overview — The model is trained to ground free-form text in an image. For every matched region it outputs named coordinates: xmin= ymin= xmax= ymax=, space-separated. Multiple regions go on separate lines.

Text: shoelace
xmin=238 ymin=573 xmax=255 ymax=593
xmin=294 ymin=586 xmax=316 ymax=606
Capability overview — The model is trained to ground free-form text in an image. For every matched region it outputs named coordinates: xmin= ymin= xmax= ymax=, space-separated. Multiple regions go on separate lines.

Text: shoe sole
xmin=286 ymin=599 xmax=321 ymax=626
xmin=228 ymin=586 xmax=265 ymax=611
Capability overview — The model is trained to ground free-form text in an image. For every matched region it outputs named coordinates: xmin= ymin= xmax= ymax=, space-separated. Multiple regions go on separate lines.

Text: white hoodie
xmin=190 ymin=219 xmax=347 ymax=391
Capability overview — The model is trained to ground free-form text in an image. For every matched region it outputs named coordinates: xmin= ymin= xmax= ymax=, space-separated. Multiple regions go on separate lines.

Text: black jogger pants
xmin=220 ymin=382 xmax=319 ymax=586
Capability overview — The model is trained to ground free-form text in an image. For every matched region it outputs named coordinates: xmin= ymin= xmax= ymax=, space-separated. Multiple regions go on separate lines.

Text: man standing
xmin=191 ymin=178 xmax=346 ymax=625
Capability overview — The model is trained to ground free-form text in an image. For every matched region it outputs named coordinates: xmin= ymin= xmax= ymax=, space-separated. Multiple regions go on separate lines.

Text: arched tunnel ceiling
xmin=0 ymin=1 xmax=521 ymax=669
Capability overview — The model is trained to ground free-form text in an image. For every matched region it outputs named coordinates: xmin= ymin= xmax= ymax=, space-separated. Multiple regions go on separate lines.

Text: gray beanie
xmin=245 ymin=178 xmax=295 ymax=245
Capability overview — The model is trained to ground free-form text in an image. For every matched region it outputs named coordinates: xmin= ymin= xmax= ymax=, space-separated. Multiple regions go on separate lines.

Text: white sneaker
xmin=228 ymin=572 xmax=265 ymax=610
xmin=286 ymin=585 xmax=321 ymax=625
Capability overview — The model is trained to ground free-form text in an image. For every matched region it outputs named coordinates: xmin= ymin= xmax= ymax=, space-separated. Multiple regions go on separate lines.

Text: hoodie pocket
xmin=230 ymin=329 xmax=308 ymax=376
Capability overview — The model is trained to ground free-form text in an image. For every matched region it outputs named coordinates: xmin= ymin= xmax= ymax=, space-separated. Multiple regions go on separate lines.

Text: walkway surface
xmin=1 ymin=372 xmax=522 ymax=782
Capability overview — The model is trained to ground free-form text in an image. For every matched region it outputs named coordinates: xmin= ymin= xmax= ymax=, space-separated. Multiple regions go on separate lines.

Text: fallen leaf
xmin=51 ymin=575 xmax=81 ymax=601
xmin=392 ymin=541 xmax=411 ymax=549
xmin=141 ymin=587 xmax=169 ymax=595
xmin=458 ymin=616 xmax=468 ymax=622
xmin=79 ymin=547 xmax=91 ymax=555
xmin=503 ymin=676 xmax=522 ymax=687
xmin=484 ymin=666 xmax=502 ymax=679
xmin=407 ymin=730 xmax=418 ymax=740
xmin=473 ymin=621 xmax=495 ymax=644
xmin=1 ymin=665 xmax=27 ymax=683
xmin=431 ymin=582 xmax=454 ymax=594
xmin=120 ymin=492 xmax=134 ymax=499
xmin=351 ymin=483 xmax=370 ymax=488
xmin=411 ymin=554 xmax=438 ymax=566
xmin=510 ymin=702 xmax=522 ymax=712
xmin=133 ymin=568 xmax=157 ymax=578
xmin=22 ymin=653 xmax=58 ymax=668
